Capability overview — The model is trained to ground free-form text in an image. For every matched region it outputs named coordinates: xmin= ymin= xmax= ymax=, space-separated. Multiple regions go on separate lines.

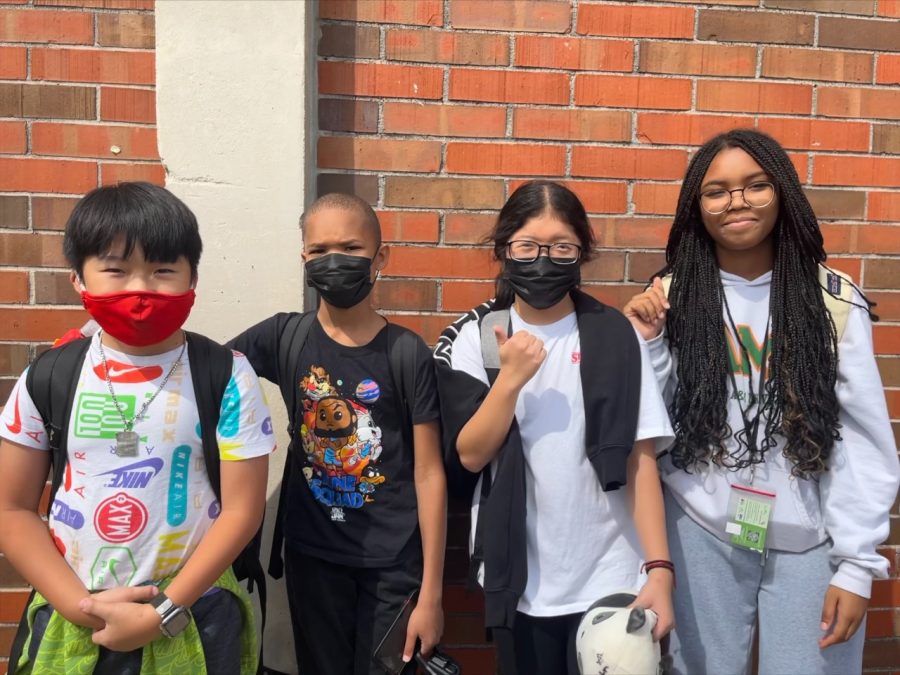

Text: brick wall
xmin=316 ymin=0 xmax=900 ymax=672
xmin=0 ymin=0 xmax=158 ymax=670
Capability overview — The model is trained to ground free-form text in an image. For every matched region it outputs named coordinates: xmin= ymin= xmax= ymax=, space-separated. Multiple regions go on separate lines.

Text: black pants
xmin=284 ymin=546 xmax=423 ymax=675
xmin=494 ymin=611 xmax=581 ymax=675
xmin=26 ymin=587 xmax=243 ymax=674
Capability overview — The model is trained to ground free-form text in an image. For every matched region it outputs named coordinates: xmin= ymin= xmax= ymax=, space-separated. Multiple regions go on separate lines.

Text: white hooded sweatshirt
xmin=646 ymin=269 xmax=899 ymax=599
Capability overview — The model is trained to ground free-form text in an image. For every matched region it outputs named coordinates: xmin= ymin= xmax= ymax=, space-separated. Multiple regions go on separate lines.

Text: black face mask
xmin=504 ymin=256 xmax=581 ymax=310
xmin=305 ymin=253 xmax=375 ymax=309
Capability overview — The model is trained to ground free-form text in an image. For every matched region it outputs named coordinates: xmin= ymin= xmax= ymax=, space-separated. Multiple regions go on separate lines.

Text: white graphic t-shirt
xmin=0 ymin=334 xmax=275 ymax=590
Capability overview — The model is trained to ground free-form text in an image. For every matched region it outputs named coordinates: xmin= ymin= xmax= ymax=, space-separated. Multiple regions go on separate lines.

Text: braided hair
xmin=659 ymin=129 xmax=875 ymax=478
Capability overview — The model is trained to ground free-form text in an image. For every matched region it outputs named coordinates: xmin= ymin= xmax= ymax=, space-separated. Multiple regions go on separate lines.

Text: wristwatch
xmin=150 ymin=591 xmax=192 ymax=638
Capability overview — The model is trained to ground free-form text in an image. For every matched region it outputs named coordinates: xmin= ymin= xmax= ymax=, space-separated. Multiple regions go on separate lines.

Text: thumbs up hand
xmin=494 ymin=326 xmax=546 ymax=391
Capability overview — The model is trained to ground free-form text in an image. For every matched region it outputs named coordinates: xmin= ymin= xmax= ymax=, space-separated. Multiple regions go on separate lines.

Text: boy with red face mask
xmin=0 ymin=182 xmax=274 ymax=673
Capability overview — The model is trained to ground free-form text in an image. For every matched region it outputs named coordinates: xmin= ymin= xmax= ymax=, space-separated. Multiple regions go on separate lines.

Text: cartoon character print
xmin=298 ymin=366 xmax=386 ymax=519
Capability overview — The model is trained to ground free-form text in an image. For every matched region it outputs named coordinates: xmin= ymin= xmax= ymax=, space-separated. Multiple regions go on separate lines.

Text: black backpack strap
xmin=24 ymin=337 xmax=91 ymax=510
xmin=268 ymin=312 xmax=317 ymax=580
xmin=386 ymin=323 xmax=419 ymax=448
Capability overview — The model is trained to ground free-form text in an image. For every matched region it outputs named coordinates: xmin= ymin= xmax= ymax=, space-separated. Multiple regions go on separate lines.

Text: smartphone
xmin=372 ymin=589 xmax=419 ymax=675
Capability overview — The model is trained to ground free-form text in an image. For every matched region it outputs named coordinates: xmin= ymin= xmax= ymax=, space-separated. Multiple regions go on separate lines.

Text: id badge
xmin=725 ymin=484 xmax=775 ymax=553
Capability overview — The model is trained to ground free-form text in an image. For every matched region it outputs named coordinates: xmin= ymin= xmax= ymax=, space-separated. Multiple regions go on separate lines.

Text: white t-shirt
xmin=0 ymin=334 xmax=275 ymax=590
xmin=450 ymin=308 xmax=674 ymax=616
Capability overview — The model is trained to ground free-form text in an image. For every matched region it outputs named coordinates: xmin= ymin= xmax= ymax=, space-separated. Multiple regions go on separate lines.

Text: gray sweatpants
xmin=665 ymin=491 xmax=865 ymax=675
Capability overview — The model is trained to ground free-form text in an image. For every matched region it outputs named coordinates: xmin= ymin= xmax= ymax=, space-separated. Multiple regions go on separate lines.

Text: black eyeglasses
xmin=699 ymin=181 xmax=776 ymax=215
xmin=507 ymin=240 xmax=582 ymax=265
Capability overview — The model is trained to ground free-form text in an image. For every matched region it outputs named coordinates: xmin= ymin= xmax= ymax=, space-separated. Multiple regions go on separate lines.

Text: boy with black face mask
xmin=227 ymin=193 xmax=446 ymax=675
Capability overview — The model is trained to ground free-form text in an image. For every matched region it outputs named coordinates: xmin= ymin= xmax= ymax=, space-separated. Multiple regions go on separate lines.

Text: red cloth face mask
xmin=80 ymin=289 xmax=195 ymax=347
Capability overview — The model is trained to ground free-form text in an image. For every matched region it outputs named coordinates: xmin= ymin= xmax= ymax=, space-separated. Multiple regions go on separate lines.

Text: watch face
xmin=161 ymin=607 xmax=192 ymax=637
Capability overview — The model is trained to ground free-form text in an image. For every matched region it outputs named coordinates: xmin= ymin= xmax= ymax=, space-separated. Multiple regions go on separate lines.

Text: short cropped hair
xmin=63 ymin=182 xmax=203 ymax=278
xmin=300 ymin=193 xmax=381 ymax=249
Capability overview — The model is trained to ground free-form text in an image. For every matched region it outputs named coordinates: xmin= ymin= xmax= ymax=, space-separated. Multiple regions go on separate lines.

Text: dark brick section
xmin=766 ymin=0 xmax=876 ymax=15
xmin=874 ymin=125 xmax=900 ymax=155
xmin=0 ymin=344 xmax=29 ymax=376
xmin=698 ymin=10 xmax=814 ymax=45
xmin=819 ymin=17 xmax=900 ymax=52
xmin=0 ymin=196 xmax=28 ymax=229
xmin=316 ymin=172 xmax=379 ymax=203
xmin=319 ymin=23 xmax=380 ymax=58
xmin=0 ymin=82 xmax=96 ymax=120
xmin=805 ymin=188 xmax=866 ymax=220
xmin=31 ymin=196 xmax=78 ymax=231
xmin=319 ymin=98 xmax=379 ymax=133
xmin=34 ymin=271 xmax=80 ymax=305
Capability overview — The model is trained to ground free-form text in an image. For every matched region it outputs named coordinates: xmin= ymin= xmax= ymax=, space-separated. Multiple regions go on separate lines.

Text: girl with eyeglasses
xmin=434 ymin=180 xmax=675 ymax=675
xmin=624 ymin=128 xmax=900 ymax=674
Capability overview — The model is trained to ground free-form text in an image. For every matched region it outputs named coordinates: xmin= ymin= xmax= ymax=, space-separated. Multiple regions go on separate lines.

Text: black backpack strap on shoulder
xmin=386 ymin=323 xmax=419 ymax=446
xmin=24 ymin=337 xmax=91 ymax=509
xmin=268 ymin=311 xmax=316 ymax=580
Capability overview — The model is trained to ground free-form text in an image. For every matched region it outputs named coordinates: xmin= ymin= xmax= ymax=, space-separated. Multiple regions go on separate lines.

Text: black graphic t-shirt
xmin=229 ymin=314 xmax=440 ymax=567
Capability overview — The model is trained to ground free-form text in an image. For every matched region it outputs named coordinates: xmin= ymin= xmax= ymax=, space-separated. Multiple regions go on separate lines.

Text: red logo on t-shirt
xmin=94 ymin=492 xmax=149 ymax=543
xmin=4 ymin=390 xmax=21 ymax=434
xmin=571 ymin=352 xmax=581 ymax=364
xmin=93 ymin=361 xmax=164 ymax=383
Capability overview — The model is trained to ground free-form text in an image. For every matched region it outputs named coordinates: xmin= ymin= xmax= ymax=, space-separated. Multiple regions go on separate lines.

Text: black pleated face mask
xmin=504 ymin=256 xmax=581 ymax=310
xmin=305 ymin=253 xmax=374 ymax=309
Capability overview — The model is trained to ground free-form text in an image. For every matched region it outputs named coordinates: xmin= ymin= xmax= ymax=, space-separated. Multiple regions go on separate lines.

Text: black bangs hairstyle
xmin=63 ymin=182 xmax=202 ymax=279
xmin=487 ymin=180 xmax=595 ymax=308
xmin=658 ymin=128 xmax=876 ymax=478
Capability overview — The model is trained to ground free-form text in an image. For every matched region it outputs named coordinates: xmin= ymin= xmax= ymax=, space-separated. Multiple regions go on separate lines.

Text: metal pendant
xmin=115 ymin=430 xmax=140 ymax=457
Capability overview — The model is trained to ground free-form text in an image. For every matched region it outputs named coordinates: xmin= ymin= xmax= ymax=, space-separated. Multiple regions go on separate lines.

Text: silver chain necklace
xmin=97 ymin=331 xmax=187 ymax=457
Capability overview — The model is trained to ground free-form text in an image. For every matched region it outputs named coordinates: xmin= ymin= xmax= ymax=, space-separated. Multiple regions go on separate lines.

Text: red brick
xmin=628 ymin=251 xmax=666 ymax=282
xmin=388 ymin=246 xmax=497 ymax=279
xmin=318 ymin=136 xmax=441 ymax=172
xmin=377 ymin=211 xmax=440 ymax=243
xmin=450 ymin=0 xmax=570 ymax=33
xmin=385 ymin=177 xmax=504 ymax=209
xmin=825 ymin=256 xmax=861 ymax=282
xmin=789 ymin=153 xmax=808 ymax=181
xmin=444 ymin=213 xmax=496 ymax=244
xmin=698 ymin=9 xmax=814 ymax=45
xmin=814 ymin=155 xmax=900 ymax=188
xmin=0 ymin=120 xmax=25 ymax=154
xmin=0 ymin=8 xmax=93 ymax=44
xmin=442 ymin=280 xmax=494 ymax=311
xmin=32 ymin=48 xmax=155 ymax=85
xmin=822 ymin=224 xmax=900 ymax=254
xmin=869 ymin=193 xmax=900 ymax=223
xmin=577 ymin=4 xmax=694 ymax=38
xmin=575 ymin=74 xmax=691 ymax=110
xmin=762 ymin=47 xmax=872 ymax=83
xmin=0 ymin=307 xmax=87 ymax=341
xmin=320 ymin=0 xmax=442 ymax=26
xmin=515 ymin=35 xmax=633 ymax=72
xmin=633 ymin=183 xmax=681 ymax=215
xmin=97 ymin=13 xmax=155 ymax=49
xmin=319 ymin=61 xmax=442 ymax=100
xmin=584 ymin=283 xmax=646 ymax=309
xmin=32 ymin=123 xmax=159 ymax=160
xmin=0 ymin=157 xmax=95 ymax=193
xmin=508 ymin=178 xmax=628 ymax=214
xmin=640 ymin=42 xmax=756 ymax=77
xmin=867 ymin=259 xmax=900 ymax=289
xmin=383 ymin=102 xmax=506 ymax=138
xmin=572 ymin=147 xmax=687 ymax=181
xmin=100 ymin=87 xmax=155 ymax=124
xmin=0 ymin=589 xmax=28 ymax=622
xmin=697 ymin=81 xmax=812 ymax=115
xmin=372 ymin=279 xmax=438 ymax=311
xmin=36 ymin=0 xmax=153 ymax=8
xmin=582 ymin=250 xmax=626 ymax=282
xmin=0 ymin=47 xmax=26 ymax=79
xmin=756 ymin=118 xmax=869 ymax=152
xmin=34 ymin=269 xmax=79 ymax=304
xmin=450 ymin=68 xmax=569 ymax=105
xmin=869 ymin=293 xmax=900 ymax=323
xmin=446 ymin=142 xmax=565 ymax=176
xmin=592 ymin=217 xmax=671 ymax=249
xmin=880 ymin=0 xmax=900 ymax=17
xmin=871 ymin=579 xmax=900 ymax=608
xmin=387 ymin=312 xmax=457 ymax=346
xmin=818 ymin=87 xmax=900 ymax=121
xmin=637 ymin=113 xmax=755 ymax=146
xmin=513 ymin=108 xmax=630 ymax=142
xmin=0 ymin=270 xmax=28 ymax=303
xmin=100 ymin=162 xmax=164 ymax=186
xmin=387 ymin=29 xmax=508 ymax=66
xmin=877 ymin=54 xmax=900 ymax=85
xmin=32 ymin=196 xmax=78 ymax=231
xmin=0 ymin=232 xmax=65 ymax=267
